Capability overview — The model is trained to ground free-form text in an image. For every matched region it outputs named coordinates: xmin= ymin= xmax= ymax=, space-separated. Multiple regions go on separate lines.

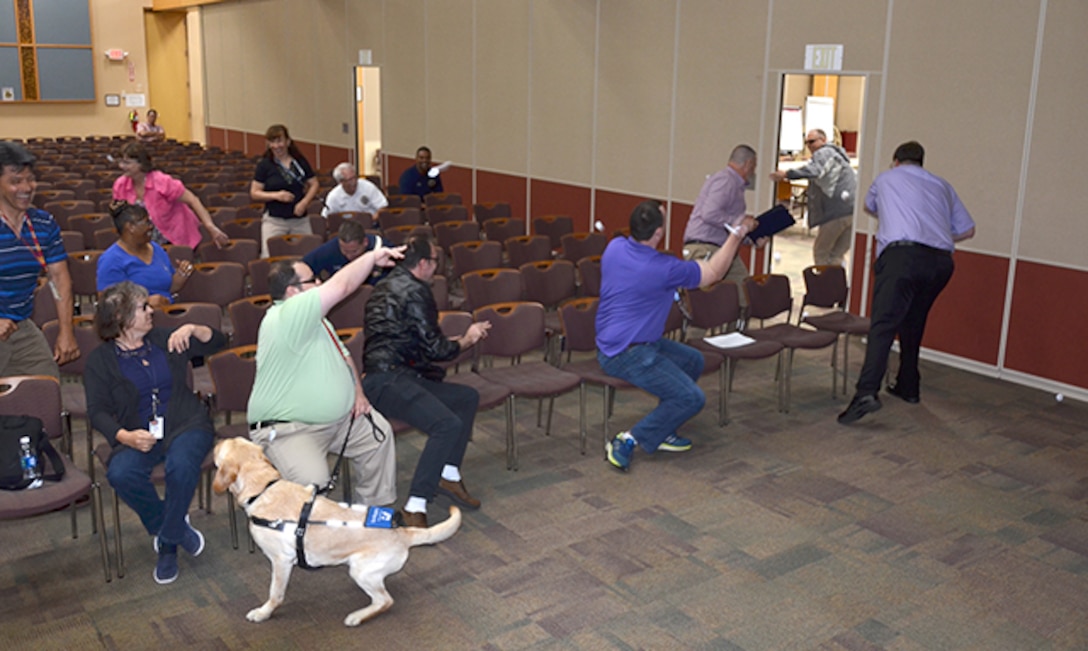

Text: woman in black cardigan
xmin=85 ymin=280 xmax=227 ymax=584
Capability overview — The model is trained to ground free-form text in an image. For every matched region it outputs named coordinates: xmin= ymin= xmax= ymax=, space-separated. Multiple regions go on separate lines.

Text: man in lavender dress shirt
xmin=838 ymin=141 xmax=976 ymax=424
xmin=681 ymin=145 xmax=759 ymax=302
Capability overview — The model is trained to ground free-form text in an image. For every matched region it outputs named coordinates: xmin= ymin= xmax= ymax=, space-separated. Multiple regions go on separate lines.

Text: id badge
xmin=149 ymin=416 xmax=165 ymax=439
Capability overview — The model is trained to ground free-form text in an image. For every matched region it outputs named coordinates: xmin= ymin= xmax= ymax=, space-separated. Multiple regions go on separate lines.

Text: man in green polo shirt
xmin=248 ymin=245 xmax=402 ymax=505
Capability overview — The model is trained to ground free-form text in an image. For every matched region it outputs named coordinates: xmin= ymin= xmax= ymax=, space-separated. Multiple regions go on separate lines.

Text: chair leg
xmin=112 ymin=491 xmax=125 ymax=579
xmin=831 ymin=337 xmax=840 ymax=398
xmin=544 ymin=396 xmax=556 ymax=436
xmin=578 ymin=382 xmax=587 ymax=455
xmin=503 ymin=395 xmax=515 ymax=472
xmin=717 ymin=361 xmax=726 ymax=427
xmin=601 ymin=385 xmax=613 ymax=454
xmin=536 ymin=398 xmax=544 ymax=429
xmin=782 ymin=349 xmax=796 ymax=413
xmin=720 ymin=358 xmax=733 ymax=427
xmin=93 ymin=483 xmax=111 ymax=582
xmin=842 ymin=334 xmax=852 ymax=396
xmin=227 ymin=491 xmax=239 ymax=550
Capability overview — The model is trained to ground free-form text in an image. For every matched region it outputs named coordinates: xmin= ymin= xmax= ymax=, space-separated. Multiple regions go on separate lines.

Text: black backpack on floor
xmin=0 ymin=415 xmax=66 ymax=490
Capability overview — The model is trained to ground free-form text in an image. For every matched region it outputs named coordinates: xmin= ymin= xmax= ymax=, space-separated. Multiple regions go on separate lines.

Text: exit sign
xmin=804 ymin=44 xmax=843 ymax=72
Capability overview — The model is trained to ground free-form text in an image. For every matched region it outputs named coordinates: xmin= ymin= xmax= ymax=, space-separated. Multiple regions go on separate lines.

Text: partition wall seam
xmin=664 ymin=0 xmax=681 ymax=249
xmin=423 ymin=1 xmax=429 ymax=145
xmin=859 ymin=0 xmax=896 ymax=316
xmin=525 ymin=1 xmax=534 ymax=223
xmin=470 ymin=0 xmax=478 ymax=206
xmin=588 ymin=0 xmax=601 ymax=228
xmin=756 ymin=0 xmax=775 ymax=273
xmin=997 ymin=0 xmax=1048 ymax=374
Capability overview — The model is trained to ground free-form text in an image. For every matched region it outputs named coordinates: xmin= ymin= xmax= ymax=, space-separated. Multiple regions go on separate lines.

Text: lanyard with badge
xmin=120 ymin=344 xmax=166 ymax=441
xmin=12 ymin=216 xmax=60 ymax=300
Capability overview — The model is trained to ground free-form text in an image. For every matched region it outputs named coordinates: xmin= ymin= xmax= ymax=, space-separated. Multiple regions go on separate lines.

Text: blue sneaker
xmin=658 ymin=434 xmax=692 ymax=452
xmin=154 ymin=514 xmax=204 ymax=557
xmin=154 ymin=550 xmax=179 ymax=585
xmin=606 ymin=433 xmax=635 ymax=472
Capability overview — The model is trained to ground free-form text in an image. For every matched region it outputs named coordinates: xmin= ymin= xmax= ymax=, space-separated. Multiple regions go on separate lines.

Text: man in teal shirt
xmin=248 ymin=244 xmax=402 ymax=505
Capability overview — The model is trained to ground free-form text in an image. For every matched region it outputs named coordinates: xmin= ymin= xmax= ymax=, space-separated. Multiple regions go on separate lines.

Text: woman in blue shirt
xmin=96 ymin=201 xmax=193 ymax=307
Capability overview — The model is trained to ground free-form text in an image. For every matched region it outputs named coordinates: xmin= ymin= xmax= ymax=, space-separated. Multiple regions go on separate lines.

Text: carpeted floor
xmin=3 ymin=335 xmax=1087 ymax=650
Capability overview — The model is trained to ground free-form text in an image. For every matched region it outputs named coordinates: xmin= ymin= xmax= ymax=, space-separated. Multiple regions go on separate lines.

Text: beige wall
xmin=2 ymin=0 xmax=154 ymax=139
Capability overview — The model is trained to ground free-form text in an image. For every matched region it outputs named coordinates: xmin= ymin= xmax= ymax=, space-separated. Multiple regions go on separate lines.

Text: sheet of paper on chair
xmin=704 ymin=332 xmax=756 ymax=349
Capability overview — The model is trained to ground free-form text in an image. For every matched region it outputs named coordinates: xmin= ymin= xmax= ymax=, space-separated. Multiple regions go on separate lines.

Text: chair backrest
xmin=34 ymin=189 xmax=76 ymax=208
xmin=560 ymin=232 xmax=608 ymax=262
xmin=377 ymin=207 xmax=423 ymax=230
xmin=532 ymin=215 xmax=574 ymax=250
xmin=504 ymin=234 xmax=551 ymax=268
xmin=438 ymin=311 xmax=475 ymax=367
xmin=385 ymin=194 xmax=422 ymax=209
xmin=462 ymin=268 xmax=523 ymax=312
xmin=473 ymin=201 xmax=512 ymax=224
xmin=431 ymin=274 xmax=449 ymax=311
xmin=207 ymin=205 xmax=237 ymax=228
xmin=206 ymin=345 xmax=258 ymax=414
xmin=221 ymin=217 xmax=262 ymax=242
xmin=266 ymin=233 xmax=323 ymax=258
xmin=473 ymin=301 xmax=548 ymax=359
xmin=175 ymin=261 xmax=246 ymax=306
xmin=482 ymin=217 xmax=525 ymax=244
xmin=60 ymin=230 xmax=85 ymax=253
xmin=198 ymin=238 xmax=259 ymax=265
xmin=54 ymin=178 xmax=97 ymax=200
xmin=664 ymin=300 xmax=684 ymax=339
xmin=31 ymin=282 xmax=58 ymax=327
xmin=744 ymin=274 xmax=794 ymax=323
xmin=577 ymin=255 xmax=602 ymax=297
xmin=425 ymin=204 xmax=469 ymax=226
xmin=449 ymin=240 xmax=503 ymax=278
xmin=380 ymin=223 xmax=432 ymax=246
xmin=93 ymin=228 xmax=119 ymax=250
xmin=519 ymin=259 xmax=576 ymax=309
xmin=433 ymin=220 xmax=481 ymax=253
xmin=336 ymin=328 xmax=365 ymax=370
xmin=189 ymin=182 xmax=223 ymax=205
xmin=164 ymin=244 xmax=195 ymax=264
xmin=0 ymin=375 xmax=64 ymax=442
xmin=246 ymin=255 xmax=299 ymax=297
xmin=44 ymin=199 xmax=98 ymax=228
xmin=43 ymin=316 xmax=102 ymax=376
xmin=801 ymin=265 xmax=849 ymax=311
xmin=685 ymin=281 xmax=742 ymax=332
xmin=309 ymin=215 xmax=327 ymax=241
xmin=208 ymin=191 xmax=251 ymax=208
xmin=226 ymin=294 xmax=273 ymax=347
xmin=153 ymin=302 xmax=223 ymax=332
xmin=557 ymin=297 xmax=599 ymax=353
xmin=66 ymin=213 xmax=113 ymax=243
xmin=327 ymin=211 xmax=375 ymax=234
xmin=425 ymin=192 xmax=462 ymax=207
xmin=327 ymin=285 xmax=373 ymax=330
xmin=67 ymin=250 xmax=102 ymax=297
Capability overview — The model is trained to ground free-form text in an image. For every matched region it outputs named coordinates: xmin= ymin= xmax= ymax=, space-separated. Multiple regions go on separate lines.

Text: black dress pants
xmin=855 ymin=243 xmax=954 ymax=397
xmin=363 ymin=369 xmax=479 ymax=501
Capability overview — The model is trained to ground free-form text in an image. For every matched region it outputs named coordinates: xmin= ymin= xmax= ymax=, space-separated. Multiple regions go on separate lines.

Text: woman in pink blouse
xmin=111 ymin=142 xmax=229 ymax=250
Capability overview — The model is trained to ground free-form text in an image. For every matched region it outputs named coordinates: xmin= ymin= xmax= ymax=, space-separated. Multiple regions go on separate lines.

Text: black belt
xmin=884 ymin=240 xmax=951 ymax=256
xmin=684 ymin=239 xmax=722 ymax=247
xmin=250 ymin=420 xmax=289 ymax=431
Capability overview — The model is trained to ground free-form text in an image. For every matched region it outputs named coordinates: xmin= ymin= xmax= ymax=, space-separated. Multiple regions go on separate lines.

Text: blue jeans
xmin=598 ymin=338 xmax=705 ymax=452
xmin=106 ymin=428 xmax=213 ymax=545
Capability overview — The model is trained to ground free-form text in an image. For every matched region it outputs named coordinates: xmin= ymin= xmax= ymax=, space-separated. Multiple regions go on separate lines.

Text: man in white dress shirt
xmin=322 ymin=162 xmax=388 ymax=218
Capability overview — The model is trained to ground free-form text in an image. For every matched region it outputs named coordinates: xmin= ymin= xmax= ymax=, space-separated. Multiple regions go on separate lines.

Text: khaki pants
xmin=681 ymin=242 xmax=750 ymax=306
xmin=813 ymin=216 xmax=853 ymax=266
xmin=0 ymin=319 xmax=59 ymax=379
xmin=250 ymin=410 xmax=397 ymax=506
xmin=260 ymin=214 xmax=314 ymax=258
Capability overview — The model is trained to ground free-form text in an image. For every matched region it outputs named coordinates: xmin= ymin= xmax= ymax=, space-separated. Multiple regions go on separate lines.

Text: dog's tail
xmin=404 ymin=506 xmax=461 ymax=547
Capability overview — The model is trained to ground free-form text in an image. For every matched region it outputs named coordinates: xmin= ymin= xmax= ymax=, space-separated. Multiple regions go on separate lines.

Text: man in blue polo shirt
xmin=398 ymin=146 xmax=443 ymax=199
xmin=302 ymin=220 xmax=385 ymax=283
xmin=596 ymin=200 xmax=756 ymax=472
xmin=0 ymin=141 xmax=79 ymax=378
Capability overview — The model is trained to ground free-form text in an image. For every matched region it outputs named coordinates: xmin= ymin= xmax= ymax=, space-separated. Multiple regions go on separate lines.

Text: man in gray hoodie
xmin=771 ymin=129 xmax=857 ymax=265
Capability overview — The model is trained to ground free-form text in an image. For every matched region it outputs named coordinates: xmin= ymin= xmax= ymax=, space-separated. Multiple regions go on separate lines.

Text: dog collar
xmin=246 ymin=478 xmax=280 ymax=506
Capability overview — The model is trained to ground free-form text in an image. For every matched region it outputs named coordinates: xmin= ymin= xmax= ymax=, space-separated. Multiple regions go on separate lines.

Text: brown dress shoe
xmin=398 ymin=510 xmax=428 ymax=528
xmin=436 ymin=479 xmax=481 ymax=510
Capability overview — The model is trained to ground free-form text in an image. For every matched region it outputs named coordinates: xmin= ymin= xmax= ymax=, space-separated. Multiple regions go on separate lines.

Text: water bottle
xmin=19 ymin=436 xmax=42 ymax=490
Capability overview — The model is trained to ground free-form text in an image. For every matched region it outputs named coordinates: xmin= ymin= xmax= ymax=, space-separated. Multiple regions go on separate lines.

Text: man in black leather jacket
xmin=362 ymin=235 xmax=491 ymax=528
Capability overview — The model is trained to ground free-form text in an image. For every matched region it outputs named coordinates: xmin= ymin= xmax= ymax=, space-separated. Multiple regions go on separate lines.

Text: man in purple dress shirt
xmin=681 ymin=145 xmax=760 ymax=304
xmin=838 ymin=141 xmax=976 ymax=424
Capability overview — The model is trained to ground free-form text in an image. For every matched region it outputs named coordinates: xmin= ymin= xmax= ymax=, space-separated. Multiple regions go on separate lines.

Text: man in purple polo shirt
xmin=596 ymin=200 xmax=756 ymax=472
xmin=681 ymin=145 xmax=760 ymax=303
xmin=838 ymin=141 xmax=975 ymax=424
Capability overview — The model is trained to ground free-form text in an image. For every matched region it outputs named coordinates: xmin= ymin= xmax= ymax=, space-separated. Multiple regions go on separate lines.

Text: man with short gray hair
xmin=322 ymin=162 xmax=387 ymax=218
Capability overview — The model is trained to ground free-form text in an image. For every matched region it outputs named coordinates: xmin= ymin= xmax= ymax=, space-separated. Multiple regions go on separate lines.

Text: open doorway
xmin=144 ymin=9 xmax=190 ymax=141
xmin=354 ymin=66 xmax=383 ymax=187
xmin=770 ymin=73 xmax=865 ymax=300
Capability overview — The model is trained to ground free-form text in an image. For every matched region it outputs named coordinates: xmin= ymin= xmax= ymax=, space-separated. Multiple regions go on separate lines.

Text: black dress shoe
xmin=838 ymin=394 xmax=882 ymax=424
xmin=886 ymin=384 xmax=920 ymax=404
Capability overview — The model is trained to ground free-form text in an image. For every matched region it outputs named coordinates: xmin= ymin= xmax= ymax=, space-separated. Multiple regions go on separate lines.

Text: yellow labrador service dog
xmin=213 ymin=438 xmax=461 ymax=626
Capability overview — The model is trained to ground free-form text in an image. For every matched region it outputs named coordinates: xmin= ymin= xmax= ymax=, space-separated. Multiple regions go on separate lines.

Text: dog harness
xmin=245 ymin=479 xmax=398 ymax=570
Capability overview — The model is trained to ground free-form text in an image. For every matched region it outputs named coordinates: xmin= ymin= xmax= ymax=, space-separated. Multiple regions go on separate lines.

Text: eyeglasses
xmin=804 ymin=139 xmax=819 ymax=146
xmin=293 ymin=276 xmax=318 ymax=287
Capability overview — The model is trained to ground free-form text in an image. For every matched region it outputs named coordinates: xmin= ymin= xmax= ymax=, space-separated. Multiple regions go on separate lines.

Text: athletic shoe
xmin=180 ymin=515 xmax=205 ymax=557
xmin=154 ymin=551 xmax=179 ymax=585
xmin=606 ymin=433 xmax=635 ymax=472
xmin=657 ymin=434 xmax=692 ymax=452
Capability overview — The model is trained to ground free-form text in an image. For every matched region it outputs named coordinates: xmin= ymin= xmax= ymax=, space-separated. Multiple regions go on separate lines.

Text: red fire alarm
xmin=105 ymin=49 xmax=127 ymax=61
